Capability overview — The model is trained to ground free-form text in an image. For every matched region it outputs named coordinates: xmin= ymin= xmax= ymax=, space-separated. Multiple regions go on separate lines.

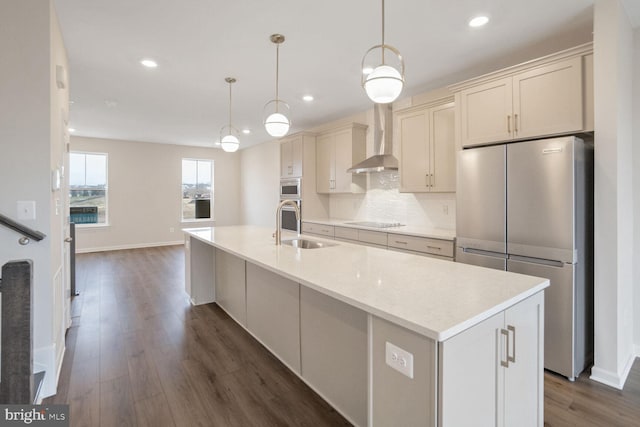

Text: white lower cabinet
xmin=300 ymin=287 xmax=368 ymax=426
xmin=439 ymin=291 xmax=544 ymax=426
xmin=246 ymin=263 xmax=301 ymax=374
xmin=185 ymin=236 xmax=216 ymax=305
xmin=214 ymin=248 xmax=246 ymax=326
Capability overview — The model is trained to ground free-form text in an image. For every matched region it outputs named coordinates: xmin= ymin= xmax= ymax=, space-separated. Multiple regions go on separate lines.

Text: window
xmin=182 ymin=159 xmax=213 ymax=221
xmin=69 ymin=152 xmax=108 ymax=225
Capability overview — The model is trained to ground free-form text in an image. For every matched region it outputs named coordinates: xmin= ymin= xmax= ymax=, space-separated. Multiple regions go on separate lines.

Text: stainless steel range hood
xmin=347 ymin=103 xmax=398 ymax=174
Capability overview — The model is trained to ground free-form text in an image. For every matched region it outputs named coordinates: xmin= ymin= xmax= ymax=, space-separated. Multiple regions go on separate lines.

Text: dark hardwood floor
xmin=45 ymin=246 xmax=640 ymax=426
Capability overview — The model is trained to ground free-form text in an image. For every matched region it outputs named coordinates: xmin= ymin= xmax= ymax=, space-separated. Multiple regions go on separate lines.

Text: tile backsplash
xmin=329 ymin=172 xmax=456 ymax=230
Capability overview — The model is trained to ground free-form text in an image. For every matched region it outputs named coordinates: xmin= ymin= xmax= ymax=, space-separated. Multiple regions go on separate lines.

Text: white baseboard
xmin=76 ymin=240 xmax=184 ymax=254
xmin=34 ymin=344 xmax=57 ymax=399
xmin=590 ymin=351 xmax=637 ymax=390
xmin=635 ymin=344 xmax=640 ymax=358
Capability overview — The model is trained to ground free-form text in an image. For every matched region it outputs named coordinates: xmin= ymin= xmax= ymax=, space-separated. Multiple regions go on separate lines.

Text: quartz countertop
xmin=184 ymin=225 xmax=548 ymax=342
xmin=302 ymin=218 xmax=456 ymax=241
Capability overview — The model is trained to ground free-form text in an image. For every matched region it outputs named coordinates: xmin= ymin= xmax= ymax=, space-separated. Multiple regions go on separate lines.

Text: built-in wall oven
xmin=279 ymin=198 xmax=301 ymax=233
xmin=280 ymin=178 xmax=302 ymax=199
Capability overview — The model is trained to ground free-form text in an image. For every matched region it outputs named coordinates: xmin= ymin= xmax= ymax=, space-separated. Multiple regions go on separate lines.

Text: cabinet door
xmin=429 ymin=102 xmax=456 ymax=192
xmin=513 ymin=57 xmax=583 ymax=140
xmin=399 ymin=109 xmax=429 ymax=192
xmin=460 ymin=77 xmax=513 ymax=147
xmin=280 ymin=140 xmax=292 ymax=177
xmin=291 ymin=137 xmax=303 ymax=177
xmin=333 ymin=130 xmax=353 ymax=193
xmin=503 ymin=291 xmax=544 ymax=427
xmin=439 ymin=311 xmax=504 ymax=426
xmin=316 ymin=134 xmax=333 ymax=193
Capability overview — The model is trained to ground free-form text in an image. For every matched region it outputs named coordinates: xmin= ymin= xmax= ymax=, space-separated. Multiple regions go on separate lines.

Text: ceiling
xmin=53 ymin=0 xmax=607 ymax=150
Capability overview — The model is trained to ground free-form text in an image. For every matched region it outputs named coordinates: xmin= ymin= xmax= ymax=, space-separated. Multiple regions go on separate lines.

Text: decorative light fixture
xmin=140 ymin=58 xmax=158 ymax=68
xmin=263 ymin=34 xmax=291 ymax=137
xmin=361 ymin=0 xmax=405 ymax=104
xmin=220 ymin=77 xmax=240 ymax=153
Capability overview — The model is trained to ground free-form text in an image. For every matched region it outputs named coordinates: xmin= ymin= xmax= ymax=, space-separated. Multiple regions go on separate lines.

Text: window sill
xmin=74 ymin=223 xmax=110 ymax=229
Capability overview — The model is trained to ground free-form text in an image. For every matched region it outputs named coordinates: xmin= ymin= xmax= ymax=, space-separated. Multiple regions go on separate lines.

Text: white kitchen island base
xmin=184 ymin=226 xmax=547 ymax=426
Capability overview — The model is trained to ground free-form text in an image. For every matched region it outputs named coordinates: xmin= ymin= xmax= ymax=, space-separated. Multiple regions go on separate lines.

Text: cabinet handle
xmin=394 ymin=240 xmax=408 ymax=245
xmin=514 ymin=114 xmax=519 ymax=134
xmin=430 ymin=173 xmax=434 ymax=188
xmin=507 ymin=325 xmax=516 ymax=364
xmin=507 ymin=115 xmax=511 ymax=133
xmin=425 ymin=174 xmax=429 ymax=187
xmin=426 ymin=245 xmax=441 ymax=251
xmin=500 ymin=328 xmax=510 ymax=368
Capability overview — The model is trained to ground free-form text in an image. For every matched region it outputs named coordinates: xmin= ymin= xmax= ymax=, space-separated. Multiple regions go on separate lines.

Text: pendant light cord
xmin=275 ymin=43 xmax=280 ymax=112
xmin=381 ymin=0 xmax=386 ymax=64
xmin=228 ymin=81 xmax=232 ymax=128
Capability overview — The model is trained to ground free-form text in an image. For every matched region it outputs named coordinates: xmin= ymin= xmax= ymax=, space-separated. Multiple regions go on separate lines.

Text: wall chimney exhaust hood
xmin=347 ymin=103 xmax=398 ymax=174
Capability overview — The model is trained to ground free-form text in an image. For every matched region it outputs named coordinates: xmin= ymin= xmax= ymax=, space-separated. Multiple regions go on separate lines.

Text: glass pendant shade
xmin=364 ymin=64 xmax=403 ymax=104
xmin=264 ymin=99 xmax=291 ymax=137
xmin=220 ymin=133 xmax=239 ymax=152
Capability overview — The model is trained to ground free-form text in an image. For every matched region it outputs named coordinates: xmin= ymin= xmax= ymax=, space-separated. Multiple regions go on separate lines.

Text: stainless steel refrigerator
xmin=456 ymin=136 xmax=593 ymax=380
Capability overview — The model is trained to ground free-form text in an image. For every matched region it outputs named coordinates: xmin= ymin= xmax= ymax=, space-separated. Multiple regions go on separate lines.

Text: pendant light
xmin=220 ymin=77 xmax=240 ymax=153
xmin=263 ymin=34 xmax=291 ymax=138
xmin=361 ymin=0 xmax=405 ymax=104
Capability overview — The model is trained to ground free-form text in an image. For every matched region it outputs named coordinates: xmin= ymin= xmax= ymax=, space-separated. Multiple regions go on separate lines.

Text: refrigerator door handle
xmin=508 ymin=254 xmax=565 ymax=268
xmin=460 ymin=247 xmax=508 ymax=259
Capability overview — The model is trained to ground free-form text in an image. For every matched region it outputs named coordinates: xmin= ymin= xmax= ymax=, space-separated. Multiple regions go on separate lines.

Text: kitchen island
xmin=184 ymin=225 xmax=549 ymax=427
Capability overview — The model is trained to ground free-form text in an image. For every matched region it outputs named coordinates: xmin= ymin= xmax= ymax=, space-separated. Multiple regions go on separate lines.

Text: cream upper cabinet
xmin=456 ymin=49 xmax=591 ymax=148
xmin=315 ymin=124 xmax=366 ymax=194
xmin=398 ymin=101 xmax=455 ymax=193
xmin=280 ymin=135 xmax=303 ymax=178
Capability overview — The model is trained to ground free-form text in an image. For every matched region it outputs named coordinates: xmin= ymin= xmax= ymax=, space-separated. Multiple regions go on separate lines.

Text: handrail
xmin=0 ymin=213 xmax=46 ymax=245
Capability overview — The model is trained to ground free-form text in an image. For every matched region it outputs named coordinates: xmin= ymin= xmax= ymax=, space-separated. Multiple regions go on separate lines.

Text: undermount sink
xmin=282 ymin=238 xmax=337 ymax=249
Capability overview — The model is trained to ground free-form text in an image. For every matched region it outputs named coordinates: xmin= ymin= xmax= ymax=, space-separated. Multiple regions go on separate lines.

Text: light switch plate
xmin=385 ymin=341 xmax=414 ymax=379
xmin=17 ymin=201 xmax=36 ymax=221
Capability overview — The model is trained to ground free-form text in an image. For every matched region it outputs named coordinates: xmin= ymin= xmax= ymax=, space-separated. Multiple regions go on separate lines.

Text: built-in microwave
xmin=279 ymin=199 xmax=301 ymax=233
xmin=280 ymin=178 xmax=301 ymax=199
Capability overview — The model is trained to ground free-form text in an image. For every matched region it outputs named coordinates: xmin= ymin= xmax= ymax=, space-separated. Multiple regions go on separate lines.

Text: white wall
xmin=591 ymin=0 xmax=636 ymax=389
xmin=71 ymin=136 xmax=241 ymax=252
xmin=0 ymin=0 xmax=69 ymax=397
xmin=633 ymin=27 xmax=640 ymax=356
xmin=239 ymin=141 xmax=280 ymax=227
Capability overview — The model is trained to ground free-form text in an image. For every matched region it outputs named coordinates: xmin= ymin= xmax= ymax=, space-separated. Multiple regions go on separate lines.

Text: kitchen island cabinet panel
xmin=300 ymin=287 xmax=368 ymax=426
xmin=246 ymin=263 xmax=301 ymax=374
xmin=371 ymin=316 xmax=437 ymax=427
xmin=185 ymin=236 xmax=216 ymax=305
xmin=214 ymin=248 xmax=246 ymax=326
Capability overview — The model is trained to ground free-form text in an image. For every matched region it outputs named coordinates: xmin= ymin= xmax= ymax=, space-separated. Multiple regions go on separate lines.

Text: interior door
xmin=456 ymin=145 xmax=506 ymax=254
xmin=507 ymin=137 xmax=575 ymax=262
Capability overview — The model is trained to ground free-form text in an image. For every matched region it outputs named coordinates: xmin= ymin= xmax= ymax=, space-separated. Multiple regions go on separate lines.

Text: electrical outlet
xmin=385 ymin=341 xmax=414 ymax=378
xmin=442 ymin=204 xmax=449 ymax=215
xmin=169 ymin=227 xmax=175 ymax=233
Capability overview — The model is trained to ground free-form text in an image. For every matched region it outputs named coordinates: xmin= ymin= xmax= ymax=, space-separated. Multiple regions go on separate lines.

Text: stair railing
xmin=0 ymin=212 xmax=46 ymax=245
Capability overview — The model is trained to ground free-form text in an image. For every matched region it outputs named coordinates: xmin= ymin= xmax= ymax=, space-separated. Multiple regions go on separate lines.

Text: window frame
xmin=69 ymin=151 xmax=109 ymax=228
xmin=181 ymin=158 xmax=214 ymax=223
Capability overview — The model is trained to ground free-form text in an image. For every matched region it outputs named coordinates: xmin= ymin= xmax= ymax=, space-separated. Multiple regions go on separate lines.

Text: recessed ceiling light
xmin=468 ymin=16 xmax=489 ymax=27
xmin=140 ymin=58 xmax=158 ymax=68
xmin=362 ymin=67 xmax=373 ymax=75
xmin=242 ymin=129 xmax=251 ymax=134
xmin=68 ymin=127 xmax=76 ymax=133
xmin=302 ymin=95 xmax=314 ymax=102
